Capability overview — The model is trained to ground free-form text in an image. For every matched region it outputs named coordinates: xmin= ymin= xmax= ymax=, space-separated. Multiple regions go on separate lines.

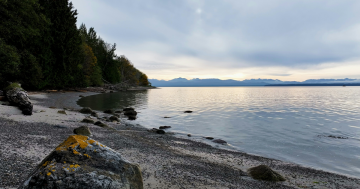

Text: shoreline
xmin=1 ymin=91 xmax=360 ymax=188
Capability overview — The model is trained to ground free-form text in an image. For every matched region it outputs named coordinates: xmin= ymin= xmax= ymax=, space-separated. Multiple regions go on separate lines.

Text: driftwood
xmin=5 ymin=84 xmax=33 ymax=115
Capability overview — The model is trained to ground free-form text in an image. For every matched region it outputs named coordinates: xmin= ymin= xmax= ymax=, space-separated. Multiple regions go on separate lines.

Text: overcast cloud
xmin=72 ymin=0 xmax=360 ymax=81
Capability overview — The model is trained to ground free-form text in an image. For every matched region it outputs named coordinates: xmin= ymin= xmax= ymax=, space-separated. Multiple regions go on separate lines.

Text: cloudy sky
xmin=72 ymin=0 xmax=360 ymax=81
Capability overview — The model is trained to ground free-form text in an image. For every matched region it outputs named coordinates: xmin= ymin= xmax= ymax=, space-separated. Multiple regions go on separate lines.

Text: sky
xmin=71 ymin=0 xmax=360 ymax=81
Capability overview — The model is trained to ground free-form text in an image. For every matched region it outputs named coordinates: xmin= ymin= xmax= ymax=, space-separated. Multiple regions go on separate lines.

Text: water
xmin=77 ymin=87 xmax=360 ymax=178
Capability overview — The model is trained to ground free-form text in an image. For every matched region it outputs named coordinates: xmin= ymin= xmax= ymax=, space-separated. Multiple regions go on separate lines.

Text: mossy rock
xmin=94 ymin=121 xmax=109 ymax=128
xmin=248 ymin=165 xmax=285 ymax=182
xmin=73 ymin=126 xmax=91 ymax=136
xmin=81 ymin=118 xmax=95 ymax=124
xmin=4 ymin=82 xmax=22 ymax=92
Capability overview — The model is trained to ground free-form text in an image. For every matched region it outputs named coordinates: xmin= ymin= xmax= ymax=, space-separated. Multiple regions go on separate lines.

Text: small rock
xmin=109 ymin=116 xmax=120 ymax=122
xmin=157 ymin=130 xmax=165 ymax=134
xmin=94 ymin=121 xmax=109 ymax=128
xmin=159 ymin=126 xmax=171 ymax=129
xmin=187 ymin=134 xmax=191 ymax=137
xmin=213 ymin=139 xmax=227 ymax=144
xmin=205 ymin=137 xmax=214 ymax=140
xmin=40 ymin=110 xmax=46 ymax=112
xmin=81 ymin=118 xmax=95 ymax=124
xmin=49 ymin=106 xmax=57 ymax=109
xmin=164 ymin=116 xmax=171 ymax=118
xmin=73 ymin=126 xmax=91 ymax=136
xmin=80 ymin=107 xmax=93 ymax=114
xmin=104 ymin=109 xmax=114 ymax=114
xmin=112 ymin=113 xmax=120 ymax=118
xmin=184 ymin=110 xmax=193 ymax=113
xmin=248 ymin=165 xmax=285 ymax=181
xmin=57 ymin=110 xmax=66 ymax=115
xmin=124 ymin=110 xmax=137 ymax=116
xmin=115 ymin=110 xmax=122 ymax=113
xmin=91 ymin=111 xmax=98 ymax=118
xmin=123 ymin=107 xmax=134 ymax=111
xmin=128 ymin=115 xmax=136 ymax=120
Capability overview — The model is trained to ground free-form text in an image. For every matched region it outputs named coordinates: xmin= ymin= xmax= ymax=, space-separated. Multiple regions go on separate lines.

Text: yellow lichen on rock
xmin=47 ymin=172 xmax=51 ymax=176
xmin=84 ymin=154 xmax=91 ymax=158
xmin=56 ymin=135 xmax=90 ymax=152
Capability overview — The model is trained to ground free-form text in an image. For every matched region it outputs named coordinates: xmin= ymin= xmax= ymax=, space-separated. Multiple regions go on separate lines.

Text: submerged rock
xmin=124 ymin=110 xmax=137 ymax=116
xmin=104 ymin=109 xmax=114 ymax=114
xmin=79 ymin=107 xmax=93 ymax=114
xmin=19 ymin=135 xmax=143 ymax=189
xmin=163 ymin=116 xmax=171 ymax=118
xmin=73 ymin=126 xmax=91 ymax=136
xmin=123 ymin=107 xmax=134 ymax=111
xmin=248 ymin=165 xmax=285 ymax=182
xmin=328 ymin=135 xmax=348 ymax=139
xmin=213 ymin=139 xmax=227 ymax=144
xmin=159 ymin=126 xmax=171 ymax=129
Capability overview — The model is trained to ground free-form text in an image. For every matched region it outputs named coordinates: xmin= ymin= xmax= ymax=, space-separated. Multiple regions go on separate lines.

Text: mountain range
xmin=149 ymin=78 xmax=360 ymax=87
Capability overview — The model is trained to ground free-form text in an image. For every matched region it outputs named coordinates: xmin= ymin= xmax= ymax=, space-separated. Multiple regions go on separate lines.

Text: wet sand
xmin=0 ymin=91 xmax=359 ymax=188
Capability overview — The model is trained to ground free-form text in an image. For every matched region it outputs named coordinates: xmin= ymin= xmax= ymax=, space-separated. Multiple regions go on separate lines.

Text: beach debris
xmin=123 ymin=107 xmax=134 ymax=111
xmin=187 ymin=134 xmax=192 ymax=137
xmin=79 ymin=107 xmax=94 ymax=114
xmin=73 ymin=126 xmax=92 ymax=136
xmin=57 ymin=110 xmax=67 ymax=115
xmin=184 ymin=110 xmax=193 ymax=113
xmin=5 ymin=83 xmax=33 ymax=115
xmin=248 ymin=165 xmax=285 ymax=182
xmin=104 ymin=109 xmax=114 ymax=114
xmin=213 ymin=139 xmax=227 ymax=144
xmin=18 ymin=135 xmax=143 ymax=189
xmin=205 ymin=137 xmax=214 ymax=140
xmin=81 ymin=118 xmax=95 ymax=124
xmin=94 ymin=121 xmax=109 ymax=128
xmin=159 ymin=126 xmax=171 ymax=129
xmin=109 ymin=115 xmax=120 ymax=122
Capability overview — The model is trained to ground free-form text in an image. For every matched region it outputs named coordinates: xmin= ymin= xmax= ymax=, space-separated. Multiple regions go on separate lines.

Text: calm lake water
xmin=77 ymin=87 xmax=360 ymax=178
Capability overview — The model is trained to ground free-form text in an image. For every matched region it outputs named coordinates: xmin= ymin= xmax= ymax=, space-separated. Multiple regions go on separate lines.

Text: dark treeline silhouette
xmin=0 ymin=0 xmax=149 ymax=90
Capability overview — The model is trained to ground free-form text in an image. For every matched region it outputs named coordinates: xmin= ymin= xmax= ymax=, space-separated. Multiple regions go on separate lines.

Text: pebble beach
xmin=1 ymin=91 xmax=360 ymax=189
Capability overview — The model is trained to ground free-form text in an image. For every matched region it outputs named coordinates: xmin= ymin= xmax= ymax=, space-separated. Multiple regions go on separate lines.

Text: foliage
xmin=139 ymin=74 xmax=150 ymax=86
xmin=4 ymin=82 xmax=22 ymax=92
xmin=0 ymin=0 xmax=149 ymax=90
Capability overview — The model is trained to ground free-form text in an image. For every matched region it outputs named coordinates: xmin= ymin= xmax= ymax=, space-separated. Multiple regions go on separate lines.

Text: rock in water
xmin=73 ymin=126 xmax=92 ymax=136
xmin=123 ymin=107 xmax=134 ymax=111
xmin=159 ymin=126 xmax=171 ymax=129
xmin=6 ymin=86 xmax=33 ymax=115
xmin=248 ymin=165 xmax=285 ymax=182
xmin=213 ymin=139 xmax=227 ymax=144
xmin=124 ymin=110 xmax=137 ymax=116
xmin=19 ymin=135 xmax=143 ymax=189
xmin=184 ymin=110 xmax=193 ymax=113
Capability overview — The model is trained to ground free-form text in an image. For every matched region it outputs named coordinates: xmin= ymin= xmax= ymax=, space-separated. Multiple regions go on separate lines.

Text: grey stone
xmin=81 ymin=118 xmax=95 ymax=124
xmin=19 ymin=135 xmax=143 ymax=189
xmin=79 ymin=107 xmax=93 ymax=114
xmin=73 ymin=126 xmax=91 ymax=136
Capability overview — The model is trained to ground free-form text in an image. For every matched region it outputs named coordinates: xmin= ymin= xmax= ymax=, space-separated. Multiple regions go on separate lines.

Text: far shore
xmin=1 ymin=90 xmax=360 ymax=188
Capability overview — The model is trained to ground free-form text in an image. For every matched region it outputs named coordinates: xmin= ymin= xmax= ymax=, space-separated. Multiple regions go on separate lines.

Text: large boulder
xmin=19 ymin=135 xmax=143 ymax=189
xmin=5 ymin=83 xmax=33 ymax=115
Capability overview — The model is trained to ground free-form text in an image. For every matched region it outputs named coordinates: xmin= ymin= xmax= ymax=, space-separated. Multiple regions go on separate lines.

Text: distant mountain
xmin=149 ymin=78 xmax=360 ymax=87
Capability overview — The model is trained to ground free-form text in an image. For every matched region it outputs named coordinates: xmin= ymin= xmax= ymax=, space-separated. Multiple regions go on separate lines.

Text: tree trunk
xmin=6 ymin=87 xmax=33 ymax=115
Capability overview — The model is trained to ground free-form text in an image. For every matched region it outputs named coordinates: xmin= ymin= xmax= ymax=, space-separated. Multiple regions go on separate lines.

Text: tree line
xmin=0 ymin=0 xmax=150 ymax=90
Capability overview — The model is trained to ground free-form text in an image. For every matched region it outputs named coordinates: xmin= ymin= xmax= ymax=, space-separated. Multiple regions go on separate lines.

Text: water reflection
xmin=77 ymin=90 xmax=149 ymax=111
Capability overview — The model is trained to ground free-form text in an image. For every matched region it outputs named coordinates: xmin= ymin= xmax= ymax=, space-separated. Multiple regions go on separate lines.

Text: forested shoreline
xmin=0 ymin=0 xmax=149 ymax=90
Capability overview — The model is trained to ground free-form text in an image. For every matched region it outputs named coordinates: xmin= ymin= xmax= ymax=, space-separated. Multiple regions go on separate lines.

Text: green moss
xmin=4 ymin=82 xmax=22 ymax=91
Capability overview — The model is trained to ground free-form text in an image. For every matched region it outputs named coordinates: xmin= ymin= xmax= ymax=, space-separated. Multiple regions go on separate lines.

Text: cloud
xmin=71 ymin=0 xmax=360 ymax=80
